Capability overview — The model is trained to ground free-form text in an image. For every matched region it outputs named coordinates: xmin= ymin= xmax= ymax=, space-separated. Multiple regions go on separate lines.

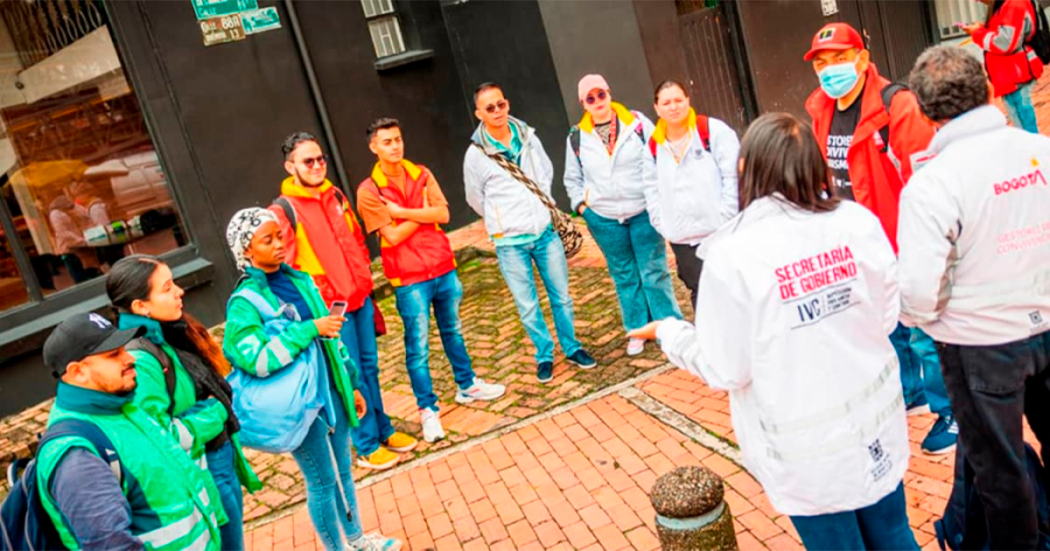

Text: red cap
xmin=803 ymin=23 xmax=865 ymax=61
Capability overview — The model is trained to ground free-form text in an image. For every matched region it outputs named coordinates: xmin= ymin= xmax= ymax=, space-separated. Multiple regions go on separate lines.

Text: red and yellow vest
xmin=359 ymin=160 xmax=456 ymax=287
xmin=270 ymin=178 xmax=373 ymax=310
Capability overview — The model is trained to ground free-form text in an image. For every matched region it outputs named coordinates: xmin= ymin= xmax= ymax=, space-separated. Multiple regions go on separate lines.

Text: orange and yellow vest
xmin=358 ymin=161 xmax=456 ymax=287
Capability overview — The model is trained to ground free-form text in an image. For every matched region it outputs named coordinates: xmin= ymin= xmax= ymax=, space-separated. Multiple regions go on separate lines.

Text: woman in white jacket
xmin=564 ymin=74 xmax=681 ymax=356
xmin=643 ymin=80 xmax=740 ymax=312
xmin=630 ymin=113 xmax=916 ymax=551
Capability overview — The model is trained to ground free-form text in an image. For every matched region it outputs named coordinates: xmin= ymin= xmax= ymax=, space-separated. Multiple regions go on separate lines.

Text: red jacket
xmin=358 ymin=160 xmax=456 ymax=288
xmin=806 ymin=64 xmax=936 ymax=252
xmin=270 ymin=178 xmax=373 ymax=310
xmin=972 ymin=0 xmax=1043 ymax=97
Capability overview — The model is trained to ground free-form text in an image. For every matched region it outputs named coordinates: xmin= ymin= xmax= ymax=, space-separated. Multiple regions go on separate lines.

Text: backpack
xmin=568 ymin=111 xmax=658 ymax=165
xmin=1 ymin=419 xmax=122 ymax=551
xmin=935 ymin=442 xmax=1050 ymax=550
xmin=646 ymin=114 xmax=713 ymax=160
xmin=272 ymin=192 xmax=388 ymax=337
xmin=876 ymin=82 xmax=908 ymax=155
xmin=125 ymin=338 xmax=177 ymax=417
xmin=225 ymin=287 xmax=325 ymax=453
xmin=1028 ymin=0 xmax=1050 ymax=65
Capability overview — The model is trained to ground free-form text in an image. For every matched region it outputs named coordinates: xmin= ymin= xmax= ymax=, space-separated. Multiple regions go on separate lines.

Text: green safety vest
xmin=36 ymin=383 xmax=224 ymax=551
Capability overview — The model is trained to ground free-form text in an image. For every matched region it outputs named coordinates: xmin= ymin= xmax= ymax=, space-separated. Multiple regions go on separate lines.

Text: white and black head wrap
xmin=226 ymin=207 xmax=279 ymax=271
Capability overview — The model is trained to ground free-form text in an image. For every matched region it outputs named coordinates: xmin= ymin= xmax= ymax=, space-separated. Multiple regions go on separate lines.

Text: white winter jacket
xmin=656 ymin=196 xmax=908 ymax=516
xmin=564 ymin=103 xmax=654 ymax=221
xmin=642 ymin=111 xmax=740 ymax=245
xmin=898 ymin=105 xmax=1050 ymax=345
xmin=464 ymin=118 xmax=555 ymax=239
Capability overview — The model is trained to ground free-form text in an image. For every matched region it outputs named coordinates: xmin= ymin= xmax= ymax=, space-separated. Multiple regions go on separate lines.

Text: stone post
xmin=650 ymin=465 xmax=738 ymax=551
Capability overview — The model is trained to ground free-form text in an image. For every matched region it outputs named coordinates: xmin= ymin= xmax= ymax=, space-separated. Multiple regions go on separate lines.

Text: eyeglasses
xmin=585 ymin=90 xmax=608 ymax=105
xmin=484 ymin=100 xmax=509 ymax=114
xmin=301 ymin=155 xmax=328 ymax=169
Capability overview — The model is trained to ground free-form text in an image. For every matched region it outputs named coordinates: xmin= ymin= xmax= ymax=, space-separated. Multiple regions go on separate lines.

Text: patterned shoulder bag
xmin=472 ymin=144 xmax=583 ymax=258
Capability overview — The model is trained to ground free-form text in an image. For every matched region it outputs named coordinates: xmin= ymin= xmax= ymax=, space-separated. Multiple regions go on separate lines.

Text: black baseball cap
xmin=43 ymin=313 xmax=143 ymax=378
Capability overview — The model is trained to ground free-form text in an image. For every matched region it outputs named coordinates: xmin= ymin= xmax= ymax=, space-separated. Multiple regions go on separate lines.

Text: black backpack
xmin=1028 ymin=0 xmax=1050 ymax=65
xmin=935 ymin=442 xmax=1050 ymax=550
xmin=0 ymin=419 xmax=122 ymax=551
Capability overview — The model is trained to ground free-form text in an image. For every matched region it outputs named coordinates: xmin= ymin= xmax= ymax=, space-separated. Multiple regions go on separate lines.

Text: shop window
xmin=934 ymin=0 xmax=986 ymax=39
xmin=0 ymin=0 xmax=187 ymax=314
xmin=361 ymin=0 xmax=407 ymax=58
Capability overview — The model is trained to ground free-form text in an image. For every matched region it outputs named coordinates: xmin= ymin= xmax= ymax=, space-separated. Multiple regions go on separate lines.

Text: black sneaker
xmin=567 ymin=349 xmax=597 ymax=370
xmin=537 ymin=361 xmax=554 ymax=383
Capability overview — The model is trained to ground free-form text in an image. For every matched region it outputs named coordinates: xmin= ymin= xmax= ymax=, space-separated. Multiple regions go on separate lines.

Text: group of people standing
xmin=26 ymin=0 xmax=1050 ymax=549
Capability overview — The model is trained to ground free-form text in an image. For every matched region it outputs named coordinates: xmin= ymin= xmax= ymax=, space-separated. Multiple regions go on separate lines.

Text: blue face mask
xmin=818 ymin=61 xmax=860 ymax=99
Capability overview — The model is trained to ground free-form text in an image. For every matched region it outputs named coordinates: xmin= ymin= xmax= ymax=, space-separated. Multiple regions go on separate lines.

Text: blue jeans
xmin=581 ymin=209 xmax=682 ymax=330
xmin=394 ymin=270 xmax=475 ymax=412
xmin=1003 ymin=82 xmax=1040 ymax=134
xmin=342 ymin=297 xmax=395 ymax=456
xmin=891 ymin=323 xmax=952 ymax=418
xmin=206 ymin=440 xmax=244 ymax=551
xmin=790 ymin=482 xmax=918 ymax=550
xmin=291 ymin=394 xmax=362 ymax=551
xmin=495 ymin=227 xmax=582 ymax=363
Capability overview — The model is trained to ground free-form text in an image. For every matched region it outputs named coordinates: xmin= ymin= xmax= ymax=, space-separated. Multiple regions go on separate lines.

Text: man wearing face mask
xmin=804 ymin=23 xmax=956 ymax=456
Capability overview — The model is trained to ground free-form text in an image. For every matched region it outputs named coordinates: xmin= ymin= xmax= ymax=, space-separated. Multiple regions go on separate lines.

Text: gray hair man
xmin=898 ymin=44 xmax=1050 ymax=551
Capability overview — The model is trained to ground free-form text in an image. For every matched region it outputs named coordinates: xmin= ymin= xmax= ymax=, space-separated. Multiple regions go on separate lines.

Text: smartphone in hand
xmin=329 ymin=300 xmax=348 ymax=318
xmin=322 ymin=301 xmax=348 ymax=340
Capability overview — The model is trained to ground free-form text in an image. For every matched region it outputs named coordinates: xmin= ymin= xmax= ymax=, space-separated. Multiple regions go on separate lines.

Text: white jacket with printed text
xmin=563 ymin=103 xmax=654 ymax=221
xmin=642 ymin=113 xmax=740 ymax=246
xmin=656 ymin=196 xmax=908 ymax=516
xmin=898 ymin=105 xmax=1050 ymax=345
xmin=464 ymin=117 xmax=555 ymax=239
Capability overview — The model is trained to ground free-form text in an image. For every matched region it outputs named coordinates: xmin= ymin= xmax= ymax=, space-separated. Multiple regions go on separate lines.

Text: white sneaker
xmin=420 ymin=408 xmax=446 ymax=443
xmin=455 ymin=378 xmax=507 ymax=404
xmin=346 ymin=533 xmax=402 ymax=551
xmin=627 ymin=338 xmax=646 ymax=356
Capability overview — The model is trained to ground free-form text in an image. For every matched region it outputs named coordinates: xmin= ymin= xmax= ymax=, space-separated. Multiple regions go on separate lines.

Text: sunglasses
xmin=585 ymin=90 xmax=608 ymax=105
xmin=300 ymin=155 xmax=328 ymax=169
xmin=484 ymin=100 xmax=509 ymax=114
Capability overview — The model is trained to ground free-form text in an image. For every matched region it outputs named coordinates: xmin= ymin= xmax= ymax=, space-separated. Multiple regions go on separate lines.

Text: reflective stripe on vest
xmin=137 ymin=507 xmax=206 ymax=548
xmin=759 ymin=358 xmax=902 ymax=462
xmin=172 ymin=419 xmax=193 ymax=452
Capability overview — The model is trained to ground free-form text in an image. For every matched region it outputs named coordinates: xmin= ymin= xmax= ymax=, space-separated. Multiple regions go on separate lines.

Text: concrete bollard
xmin=650 ymin=465 xmax=738 ymax=551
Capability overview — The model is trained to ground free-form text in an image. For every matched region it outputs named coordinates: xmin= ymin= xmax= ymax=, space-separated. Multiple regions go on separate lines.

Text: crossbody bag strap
xmin=472 ymin=144 xmax=559 ymax=214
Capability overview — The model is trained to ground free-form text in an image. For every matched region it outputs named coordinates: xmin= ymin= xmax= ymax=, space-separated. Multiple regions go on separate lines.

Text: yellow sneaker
xmin=382 ymin=431 xmax=418 ymax=453
xmin=356 ymin=447 xmax=399 ymax=471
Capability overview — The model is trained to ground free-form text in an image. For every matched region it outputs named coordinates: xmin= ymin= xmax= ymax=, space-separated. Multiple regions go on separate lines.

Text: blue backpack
xmin=1 ymin=419 xmax=122 ymax=551
xmin=226 ymin=288 xmax=325 ymax=453
xmin=935 ymin=442 xmax=1050 ymax=550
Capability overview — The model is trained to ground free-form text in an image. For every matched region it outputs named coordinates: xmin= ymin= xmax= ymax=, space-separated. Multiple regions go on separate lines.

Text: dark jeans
xmin=938 ymin=332 xmax=1050 ymax=550
xmin=790 ymin=482 xmax=918 ymax=551
xmin=206 ymin=440 xmax=244 ymax=551
xmin=342 ymin=297 xmax=394 ymax=455
xmin=670 ymin=242 xmax=703 ymax=315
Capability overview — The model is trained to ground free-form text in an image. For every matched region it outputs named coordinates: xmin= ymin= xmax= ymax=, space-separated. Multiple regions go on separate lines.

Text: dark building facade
xmin=0 ymin=0 xmax=945 ymax=414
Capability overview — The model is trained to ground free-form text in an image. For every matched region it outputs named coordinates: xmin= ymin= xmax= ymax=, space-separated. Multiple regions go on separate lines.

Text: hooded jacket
xmin=270 ymin=179 xmax=373 ymax=311
xmin=119 ymin=314 xmax=262 ymax=493
xmin=223 ymin=264 xmax=360 ymax=426
xmin=656 ymin=196 xmax=907 ymax=516
xmin=564 ymin=102 xmax=655 ymax=221
xmin=464 ymin=117 xmax=555 ymax=239
xmin=898 ymin=105 xmax=1050 ymax=345
xmin=806 ymin=64 xmax=936 ymax=252
xmin=972 ymin=0 xmax=1044 ymax=97
xmin=642 ymin=110 xmax=740 ymax=246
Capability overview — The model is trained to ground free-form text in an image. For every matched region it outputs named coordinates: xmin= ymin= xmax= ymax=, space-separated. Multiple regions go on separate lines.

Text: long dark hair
xmin=107 ymin=255 xmax=231 ymax=377
xmin=737 ymin=113 xmax=839 ymax=213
